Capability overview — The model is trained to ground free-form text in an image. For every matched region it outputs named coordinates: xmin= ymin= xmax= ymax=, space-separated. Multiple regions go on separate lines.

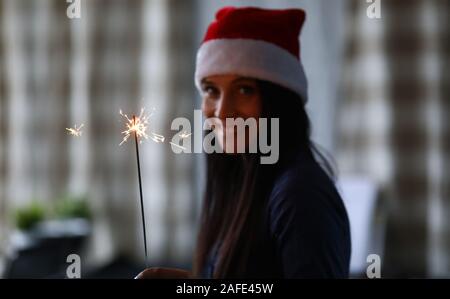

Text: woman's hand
xmin=135 ymin=267 xmax=192 ymax=279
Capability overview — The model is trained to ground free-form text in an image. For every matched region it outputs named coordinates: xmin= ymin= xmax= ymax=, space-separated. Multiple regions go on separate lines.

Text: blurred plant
xmin=53 ymin=196 xmax=91 ymax=220
xmin=14 ymin=201 xmax=46 ymax=231
xmin=13 ymin=195 xmax=91 ymax=231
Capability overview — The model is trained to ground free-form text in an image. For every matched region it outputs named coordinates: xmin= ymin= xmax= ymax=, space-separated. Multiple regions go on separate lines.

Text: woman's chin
xmin=219 ymin=141 xmax=247 ymax=155
xmin=216 ymin=132 xmax=249 ymax=154
xmin=223 ymin=149 xmax=240 ymax=155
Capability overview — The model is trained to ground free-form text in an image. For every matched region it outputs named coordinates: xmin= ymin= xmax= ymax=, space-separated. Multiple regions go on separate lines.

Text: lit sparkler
xmin=119 ymin=107 xmax=163 ymax=268
xmin=119 ymin=108 xmax=193 ymax=266
xmin=119 ymin=108 xmax=165 ymax=146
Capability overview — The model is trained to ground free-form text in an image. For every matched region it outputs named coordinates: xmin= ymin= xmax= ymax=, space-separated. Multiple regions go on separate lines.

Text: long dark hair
xmin=193 ymin=80 xmax=335 ymax=278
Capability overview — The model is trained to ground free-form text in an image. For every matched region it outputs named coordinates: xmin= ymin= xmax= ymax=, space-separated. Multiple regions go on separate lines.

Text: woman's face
xmin=201 ymin=75 xmax=262 ymax=153
xmin=200 ymin=75 xmax=262 ymax=153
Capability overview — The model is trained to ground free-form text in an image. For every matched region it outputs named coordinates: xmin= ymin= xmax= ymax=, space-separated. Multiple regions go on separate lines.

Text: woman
xmin=137 ymin=6 xmax=351 ymax=279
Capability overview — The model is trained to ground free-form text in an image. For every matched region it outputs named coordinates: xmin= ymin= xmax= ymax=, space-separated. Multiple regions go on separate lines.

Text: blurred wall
xmin=337 ymin=0 xmax=450 ymax=277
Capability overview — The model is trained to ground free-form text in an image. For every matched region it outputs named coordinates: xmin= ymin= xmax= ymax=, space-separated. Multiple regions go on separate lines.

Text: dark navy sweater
xmin=202 ymin=153 xmax=351 ymax=278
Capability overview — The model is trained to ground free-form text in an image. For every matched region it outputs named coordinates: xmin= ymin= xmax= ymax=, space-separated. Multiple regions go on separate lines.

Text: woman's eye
xmin=238 ymin=86 xmax=256 ymax=96
xmin=203 ymin=86 xmax=219 ymax=98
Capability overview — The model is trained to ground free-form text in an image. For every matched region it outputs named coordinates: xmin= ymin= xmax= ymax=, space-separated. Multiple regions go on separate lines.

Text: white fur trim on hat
xmin=195 ymin=39 xmax=308 ymax=103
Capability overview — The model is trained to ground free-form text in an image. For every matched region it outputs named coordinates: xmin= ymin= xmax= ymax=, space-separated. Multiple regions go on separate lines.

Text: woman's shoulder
xmin=267 ymin=153 xmax=349 ymax=229
xmin=266 ymin=153 xmax=352 ymax=278
xmin=269 ymin=153 xmax=338 ymax=201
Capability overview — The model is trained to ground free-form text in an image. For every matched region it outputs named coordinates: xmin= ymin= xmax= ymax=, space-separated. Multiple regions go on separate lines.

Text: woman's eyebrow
xmin=201 ymin=79 xmax=215 ymax=86
xmin=231 ymin=77 xmax=257 ymax=85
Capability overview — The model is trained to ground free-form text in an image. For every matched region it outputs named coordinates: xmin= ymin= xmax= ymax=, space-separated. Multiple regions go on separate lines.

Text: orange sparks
xmin=66 ymin=123 xmax=84 ymax=137
xmin=119 ymin=108 xmax=164 ymax=145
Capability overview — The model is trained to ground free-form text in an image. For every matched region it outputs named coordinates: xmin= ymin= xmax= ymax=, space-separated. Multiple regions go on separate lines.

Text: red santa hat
xmin=195 ymin=6 xmax=308 ymax=103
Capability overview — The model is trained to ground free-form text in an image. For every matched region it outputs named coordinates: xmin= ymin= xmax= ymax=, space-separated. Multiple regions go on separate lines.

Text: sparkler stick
xmin=119 ymin=107 xmax=164 ymax=268
xmin=133 ymin=115 xmax=149 ymax=268
xmin=119 ymin=107 xmax=191 ymax=267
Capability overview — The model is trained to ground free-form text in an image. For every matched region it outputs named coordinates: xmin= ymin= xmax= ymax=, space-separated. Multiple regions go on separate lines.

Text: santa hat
xmin=195 ymin=6 xmax=308 ymax=103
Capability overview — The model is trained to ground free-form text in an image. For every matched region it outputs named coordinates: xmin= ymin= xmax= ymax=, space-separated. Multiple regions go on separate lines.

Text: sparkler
xmin=66 ymin=123 xmax=84 ymax=137
xmin=119 ymin=108 xmax=192 ymax=267
xmin=119 ymin=107 xmax=161 ymax=268
xmin=66 ymin=108 xmax=192 ymax=269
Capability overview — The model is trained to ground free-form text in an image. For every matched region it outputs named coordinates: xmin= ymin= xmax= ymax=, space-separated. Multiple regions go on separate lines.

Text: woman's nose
xmin=215 ymin=93 xmax=235 ymax=120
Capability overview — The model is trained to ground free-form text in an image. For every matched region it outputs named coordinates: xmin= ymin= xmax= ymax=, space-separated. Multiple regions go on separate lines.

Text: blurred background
xmin=0 ymin=0 xmax=448 ymax=278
